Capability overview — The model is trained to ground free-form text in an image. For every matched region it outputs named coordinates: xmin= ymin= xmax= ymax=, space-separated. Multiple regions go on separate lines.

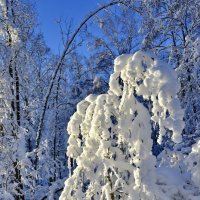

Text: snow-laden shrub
xmin=185 ymin=140 xmax=200 ymax=187
xmin=60 ymin=51 xmax=185 ymax=200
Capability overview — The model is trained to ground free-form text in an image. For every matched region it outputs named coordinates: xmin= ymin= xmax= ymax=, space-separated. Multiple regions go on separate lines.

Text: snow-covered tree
xmin=60 ymin=51 xmax=185 ymax=200
xmin=83 ymin=0 xmax=200 ymax=153
xmin=177 ymin=37 xmax=200 ymax=150
xmin=0 ymin=0 xmax=67 ymax=198
xmin=126 ymin=0 xmax=200 ymax=150
xmin=0 ymin=0 xmax=26 ymax=198
xmin=185 ymin=140 xmax=200 ymax=188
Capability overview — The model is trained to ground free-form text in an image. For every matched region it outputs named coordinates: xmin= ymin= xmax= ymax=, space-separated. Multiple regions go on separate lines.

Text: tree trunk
xmin=14 ymin=161 xmax=24 ymax=200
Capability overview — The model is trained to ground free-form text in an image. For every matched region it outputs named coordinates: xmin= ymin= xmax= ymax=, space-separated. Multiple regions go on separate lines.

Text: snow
xmin=185 ymin=140 xmax=200 ymax=187
xmin=0 ymin=191 xmax=14 ymax=200
xmin=60 ymin=51 xmax=200 ymax=200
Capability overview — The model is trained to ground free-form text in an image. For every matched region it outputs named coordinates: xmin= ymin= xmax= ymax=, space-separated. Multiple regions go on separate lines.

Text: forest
xmin=0 ymin=0 xmax=200 ymax=199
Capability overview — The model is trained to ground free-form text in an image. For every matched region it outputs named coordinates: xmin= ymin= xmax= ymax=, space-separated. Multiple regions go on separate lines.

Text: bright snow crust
xmin=60 ymin=51 xmax=200 ymax=200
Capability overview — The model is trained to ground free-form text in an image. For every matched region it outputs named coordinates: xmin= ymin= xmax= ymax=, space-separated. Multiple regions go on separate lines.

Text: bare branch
xmin=35 ymin=0 xmax=127 ymax=150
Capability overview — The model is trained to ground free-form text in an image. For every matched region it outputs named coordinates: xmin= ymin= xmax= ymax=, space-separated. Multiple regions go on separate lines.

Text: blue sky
xmin=35 ymin=0 xmax=107 ymax=54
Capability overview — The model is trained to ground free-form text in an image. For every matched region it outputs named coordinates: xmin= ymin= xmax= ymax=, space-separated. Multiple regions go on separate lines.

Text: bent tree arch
xmin=35 ymin=0 xmax=139 ymax=152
